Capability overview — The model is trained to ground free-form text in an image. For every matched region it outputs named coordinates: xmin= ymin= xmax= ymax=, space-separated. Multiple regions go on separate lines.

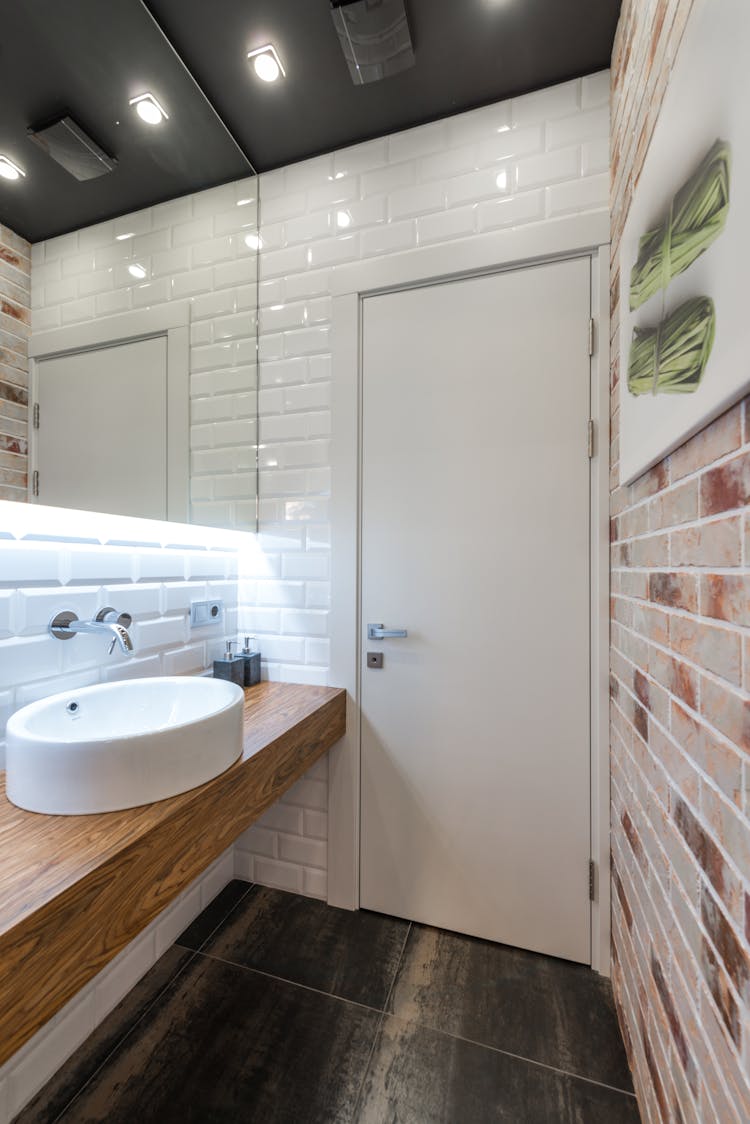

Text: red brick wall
xmin=0 ymin=223 xmax=30 ymax=501
xmin=611 ymin=2 xmax=750 ymax=1121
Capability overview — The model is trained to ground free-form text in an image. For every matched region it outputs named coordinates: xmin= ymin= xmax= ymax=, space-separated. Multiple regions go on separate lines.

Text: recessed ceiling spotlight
xmin=129 ymin=93 xmax=169 ymax=126
xmin=336 ymin=210 xmax=352 ymax=229
xmin=244 ymin=232 xmax=262 ymax=250
xmin=0 ymin=155 xmax=25 ymax=181
xmin=128 ymin=263 xmax=148 ymax=279
xmin=247 ymin=44 xmax=285 ymax=83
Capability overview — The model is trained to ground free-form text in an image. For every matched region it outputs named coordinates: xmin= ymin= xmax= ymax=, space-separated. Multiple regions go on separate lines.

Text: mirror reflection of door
xmin=34 ymin=335 xmax=168 ymax=519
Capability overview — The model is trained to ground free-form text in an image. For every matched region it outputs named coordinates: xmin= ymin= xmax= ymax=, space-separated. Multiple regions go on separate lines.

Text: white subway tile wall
xmin=0 ymin=72 xmax=612 ymax=1118
xmin=30 ymin=181 xmax=259 ymax=533
xmin=235 ymin=71 xmax=610 ymax=892
xmin=9 ymin=71 xmax=610 ymax=905
xmin=0 ymin=504 xmax=251 ymax=769
xmin=0 ymin=848 xmax=235 ymax=1124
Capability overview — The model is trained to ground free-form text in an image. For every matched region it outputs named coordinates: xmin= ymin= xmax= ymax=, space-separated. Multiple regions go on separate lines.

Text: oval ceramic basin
xmin=6 ymin=676 xmax=245 ymax=815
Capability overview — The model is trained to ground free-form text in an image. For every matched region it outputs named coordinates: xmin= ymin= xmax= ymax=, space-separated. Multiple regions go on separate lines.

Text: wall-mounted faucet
xmin=49 ymin=608 xmax=134 ymax=655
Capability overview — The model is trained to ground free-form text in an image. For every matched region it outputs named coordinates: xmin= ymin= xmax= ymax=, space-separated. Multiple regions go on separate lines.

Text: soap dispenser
xmin=213 ymin=641 xmax=244 ymax=687
xmin=240 ymin=636 xmax=261 ymax=687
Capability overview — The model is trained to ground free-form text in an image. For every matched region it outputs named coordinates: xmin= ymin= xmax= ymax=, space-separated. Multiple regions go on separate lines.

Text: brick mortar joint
xmin=611 ymin=438 xmax=750 ymax=511
xmin=611 ymin=593 xmax=750 ymax=642
xmin=611 ymin=642 xmax=743 ymax=718
xmin=610 ymin=679 xmax=750 ymax=842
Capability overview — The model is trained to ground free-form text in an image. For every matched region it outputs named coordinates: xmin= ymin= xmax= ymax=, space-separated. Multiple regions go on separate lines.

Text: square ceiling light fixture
xmin=330 ymin=0 xmax=415 ymax=85
xmin=129 ymin=93 xmax=169 ymax=125
xmin=247 ymin=44 xmax=286 ymax=83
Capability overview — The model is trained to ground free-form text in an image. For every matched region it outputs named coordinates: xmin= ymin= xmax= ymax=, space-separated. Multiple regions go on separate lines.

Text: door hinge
xmin=587 ymin=419 xmax=595 ymax=459
xmin=588 ymin=318 xmax=595 ymax=357
xmin=589 ymin=859 xmax=597 ymax=902
xmin=32 ymin=469 xmax=39 ymax=497
xmin=32 ymin=402 xmax=40 ymax=429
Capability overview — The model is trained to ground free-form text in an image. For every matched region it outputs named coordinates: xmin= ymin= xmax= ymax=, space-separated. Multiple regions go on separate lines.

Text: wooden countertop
xmin=0 ymin=681 xmax=346 ymax=1066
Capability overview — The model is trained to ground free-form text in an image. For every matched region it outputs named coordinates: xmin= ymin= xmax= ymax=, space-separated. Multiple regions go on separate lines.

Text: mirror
xmin=0 ymin=0 xmax=259 ymax=532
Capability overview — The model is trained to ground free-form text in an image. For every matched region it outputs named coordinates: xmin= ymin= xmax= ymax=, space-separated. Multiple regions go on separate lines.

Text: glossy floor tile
xmin=358 ymin=1017 xmax=641 ymax=1124
xmin=200 ymin=884 xmax=410 ymax=1008
xmin=21 ymin=882 xmax=640 ymax=1124
xmin=387 ymin=923 xmax=634 ymax=1092
xmin=15 ymin=946 xmax=195 ymax=1124
xmin=56 ymin=955 xmax=380 ymax=1123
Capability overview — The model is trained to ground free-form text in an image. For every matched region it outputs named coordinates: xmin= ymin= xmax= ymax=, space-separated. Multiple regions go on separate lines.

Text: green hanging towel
xmin=627 ymin=296 xmax=716 ymax=396
xmin=629 ymin=139 xmax=730 ymax=311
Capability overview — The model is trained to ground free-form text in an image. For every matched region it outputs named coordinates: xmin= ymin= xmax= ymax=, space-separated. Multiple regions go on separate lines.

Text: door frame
xmin=28 ymin=303 xmax=190 ymax=523
xmin=328 ymin=212 xmax=612 ymax=974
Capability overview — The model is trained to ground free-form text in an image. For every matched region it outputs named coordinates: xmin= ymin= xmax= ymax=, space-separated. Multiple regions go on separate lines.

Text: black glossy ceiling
xmin=0 ymin=0 xmax=621 ymax=243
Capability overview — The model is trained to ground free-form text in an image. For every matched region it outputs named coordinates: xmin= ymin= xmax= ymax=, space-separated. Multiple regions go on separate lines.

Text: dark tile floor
xmin=17 ymin=881 xmax=640 ymax=1124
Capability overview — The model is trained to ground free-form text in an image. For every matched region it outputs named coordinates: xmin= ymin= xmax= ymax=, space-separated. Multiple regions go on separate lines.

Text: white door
xmin=360 ymin=257 xmax=592 ymax=963
xmin=35 ymin=335 xmax=168 ymax=519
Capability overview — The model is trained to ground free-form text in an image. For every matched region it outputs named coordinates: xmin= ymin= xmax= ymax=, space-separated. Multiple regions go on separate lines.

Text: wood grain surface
xmin=0 ymin=681 xmax=345 ymax=1065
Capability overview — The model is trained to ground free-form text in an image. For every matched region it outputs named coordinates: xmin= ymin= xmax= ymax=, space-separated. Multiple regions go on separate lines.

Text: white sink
xmin=5 ymin=676 xmax=245 ymax=815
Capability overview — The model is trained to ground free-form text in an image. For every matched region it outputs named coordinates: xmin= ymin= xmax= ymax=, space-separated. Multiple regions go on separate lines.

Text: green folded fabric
xmin=629 ymin=139 xmax=730 ymax=311
xmin=627 ymin=296 xmax=715 ymax=396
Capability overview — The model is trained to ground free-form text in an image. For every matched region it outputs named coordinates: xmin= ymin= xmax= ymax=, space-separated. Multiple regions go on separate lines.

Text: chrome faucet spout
xmin=49 ymin=609 xmax=135 ymax=655
xmin=67 ymin=619 xmax=134 ymax=654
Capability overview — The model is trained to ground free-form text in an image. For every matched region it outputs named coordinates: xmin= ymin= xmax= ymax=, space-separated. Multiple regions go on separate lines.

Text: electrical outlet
xmin=190 ymin=599 xmax=224 ymax=628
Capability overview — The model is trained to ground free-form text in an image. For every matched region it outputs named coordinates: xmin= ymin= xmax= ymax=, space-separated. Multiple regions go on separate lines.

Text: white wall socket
xmin=190 ymin=599 xmax=224 ymax=628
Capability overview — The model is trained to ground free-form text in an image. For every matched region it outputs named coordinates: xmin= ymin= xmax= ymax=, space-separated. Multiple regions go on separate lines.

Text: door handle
xmin=367 ymin=623 xmax=408 ymax=639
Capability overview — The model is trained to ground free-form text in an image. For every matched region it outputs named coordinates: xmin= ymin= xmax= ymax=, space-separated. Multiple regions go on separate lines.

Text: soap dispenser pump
xmin=213 ymin=640 xmax=244 ymax=687
xmin=240 ymin=635 xmax=261 ymax=687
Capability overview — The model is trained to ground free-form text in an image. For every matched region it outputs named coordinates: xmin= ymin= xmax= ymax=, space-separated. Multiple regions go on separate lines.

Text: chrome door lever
xmin=367 ymin=623 xmax=408 ymax=640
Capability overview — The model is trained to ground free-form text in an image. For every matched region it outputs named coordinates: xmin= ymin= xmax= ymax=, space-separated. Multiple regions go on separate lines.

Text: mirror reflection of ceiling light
xmin=495 ymin=170 xmax=508 ymax=190
xmin=247 ymin=44 xmax=285 ymax=83
xmin=336 ymin=210 xmax=352 ymax=228
xmin=0 ymin=155 xmax=25 ymax=181
xmin=129 ymin=93 xmax=169 ymax=125
xmin=128 ymin=263 xmax=148 ymax=279
xmin=244 ymin=232 xmax=262 ymax=250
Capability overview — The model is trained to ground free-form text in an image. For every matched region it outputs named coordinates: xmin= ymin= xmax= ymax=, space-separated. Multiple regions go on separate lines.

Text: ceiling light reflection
xmin=0 ymin=156 xmax=25 ymax=180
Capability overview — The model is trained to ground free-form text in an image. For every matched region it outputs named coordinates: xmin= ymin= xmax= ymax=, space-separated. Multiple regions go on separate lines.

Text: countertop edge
xmin=0 ymin=681 xmax=346 ymax=1067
